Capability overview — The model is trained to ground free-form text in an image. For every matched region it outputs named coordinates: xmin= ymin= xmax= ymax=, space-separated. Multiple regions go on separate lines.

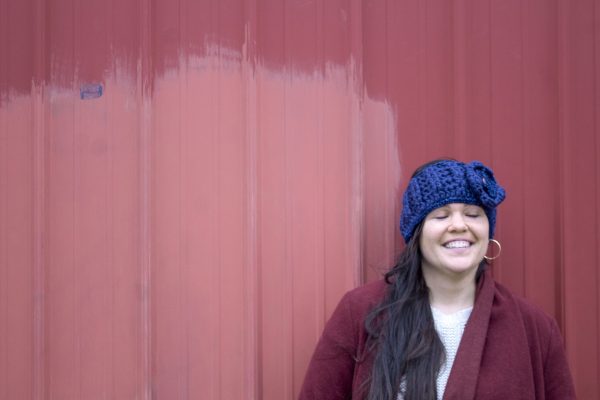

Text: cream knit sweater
xmin=431 ymin=306 xmax=473 ymax=400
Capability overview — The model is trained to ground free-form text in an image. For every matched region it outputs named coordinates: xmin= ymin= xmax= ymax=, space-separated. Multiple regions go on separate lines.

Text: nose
xmin=448 ymin=212 xmax=467 ymax=232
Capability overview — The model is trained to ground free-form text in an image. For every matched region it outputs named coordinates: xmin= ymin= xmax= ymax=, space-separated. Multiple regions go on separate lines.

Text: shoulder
xmin=339 ymin=279 xmax=388 ymax=316
xmin=310 ymin=280 xmax=387 ymax=360
xmin=324 ymin=279 xmax=388 ymax=334
xmin=345 ymin=278 xmax=388 ymax=301
xmin=491 ymin=280 xmax=562 ymax=349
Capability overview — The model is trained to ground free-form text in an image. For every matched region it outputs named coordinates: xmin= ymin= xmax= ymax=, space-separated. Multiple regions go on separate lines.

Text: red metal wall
xmin=1 ymin=0 xmax=598 ymax=398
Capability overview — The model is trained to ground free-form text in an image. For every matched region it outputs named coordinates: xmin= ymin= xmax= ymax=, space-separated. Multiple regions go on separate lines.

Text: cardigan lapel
xmin=442 ymin=270 xmax=495 ymax=400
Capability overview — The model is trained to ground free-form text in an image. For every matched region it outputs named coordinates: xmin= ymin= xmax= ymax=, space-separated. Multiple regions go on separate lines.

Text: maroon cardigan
xmin=298 ymin=270 xmax=576 ymax=399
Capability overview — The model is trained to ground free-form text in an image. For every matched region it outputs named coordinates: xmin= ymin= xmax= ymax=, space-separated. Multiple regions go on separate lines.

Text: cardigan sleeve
xmin=298 ymin=291 xmax=360 ymax=400
xmin=543 ymin=319 xmax=576 ymax=400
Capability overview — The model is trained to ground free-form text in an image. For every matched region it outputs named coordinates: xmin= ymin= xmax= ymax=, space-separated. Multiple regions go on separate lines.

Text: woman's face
xmin=419 ymin=203 xmax=489 ymax=281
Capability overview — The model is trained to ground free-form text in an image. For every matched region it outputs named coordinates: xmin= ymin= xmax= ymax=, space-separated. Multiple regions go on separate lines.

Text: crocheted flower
xmin=465 ymin=161 xmax=506 ymax=208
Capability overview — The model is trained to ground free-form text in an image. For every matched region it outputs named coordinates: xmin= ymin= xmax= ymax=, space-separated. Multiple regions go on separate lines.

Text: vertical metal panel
xmin=0 ymin=1 xmax=35 ymax=399
xmin=559 ymin=1 xmax=600 ymax=397
xmin=0 ymin=4 xmax=34 ymax=397
xmin=1 ymin=0 xmax=599 ymax=399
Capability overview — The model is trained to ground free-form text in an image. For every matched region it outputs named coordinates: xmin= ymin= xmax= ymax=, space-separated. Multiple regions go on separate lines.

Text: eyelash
xmin=433 ymin=213 xmax=480 ymax=219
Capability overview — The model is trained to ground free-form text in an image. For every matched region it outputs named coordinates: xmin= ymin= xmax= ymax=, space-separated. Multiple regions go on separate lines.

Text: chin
xmin=443 ymin=263 xmax=480 ymax=275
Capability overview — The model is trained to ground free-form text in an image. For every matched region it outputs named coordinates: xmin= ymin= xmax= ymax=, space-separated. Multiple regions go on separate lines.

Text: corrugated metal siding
xmin=0 ymin=0 xmax=598 ymax=398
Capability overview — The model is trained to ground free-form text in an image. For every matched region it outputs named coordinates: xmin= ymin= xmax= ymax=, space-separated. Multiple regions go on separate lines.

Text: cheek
xmin=419 ymin=222 xmax=445 ymax=256
xmin=475 ymin=226 xmax=490 ymax=258
xmin=419 ymin=236 xmax=438 ymax=262
xmin=478 ymin=226 xmax=490 ymax=241
xmin=481 ymin=217 xmax=491 ymax=239
xmin=468 ymin=217 xmax=490 ymax=241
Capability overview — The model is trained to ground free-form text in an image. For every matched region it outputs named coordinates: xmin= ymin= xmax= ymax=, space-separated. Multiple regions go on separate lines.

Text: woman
xmin=298 ymin=159 xmax=575 ymax=400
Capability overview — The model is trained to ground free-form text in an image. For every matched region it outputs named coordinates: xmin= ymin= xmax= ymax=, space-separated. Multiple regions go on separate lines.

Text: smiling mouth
xmin=444 ymin=240 xmax=471 ymax=249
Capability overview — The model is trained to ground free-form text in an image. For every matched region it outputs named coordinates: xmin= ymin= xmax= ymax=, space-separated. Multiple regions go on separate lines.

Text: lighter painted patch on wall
xmin=0 ymin=44 xmax=399 ymax=400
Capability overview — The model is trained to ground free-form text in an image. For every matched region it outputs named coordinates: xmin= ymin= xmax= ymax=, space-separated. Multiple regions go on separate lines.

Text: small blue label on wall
xmin=80 ymin=83 xmax=103 ymax=100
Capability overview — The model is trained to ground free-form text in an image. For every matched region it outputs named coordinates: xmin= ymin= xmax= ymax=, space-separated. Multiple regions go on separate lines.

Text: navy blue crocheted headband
xmin=400 ymin=160 xmax=506 ymax=243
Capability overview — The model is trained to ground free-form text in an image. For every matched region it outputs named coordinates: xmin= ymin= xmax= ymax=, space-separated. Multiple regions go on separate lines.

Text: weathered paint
xmin=1 ymin=0 xmax=599 ymax=399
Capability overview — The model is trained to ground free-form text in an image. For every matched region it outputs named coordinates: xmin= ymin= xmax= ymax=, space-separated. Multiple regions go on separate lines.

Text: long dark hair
xmin=362 ymin=161 xmax=487 ymax=400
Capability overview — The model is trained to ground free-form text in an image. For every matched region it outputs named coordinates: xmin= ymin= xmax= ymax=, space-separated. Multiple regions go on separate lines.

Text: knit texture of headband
xmin=400 ymin=160 xmax=506 ymax=243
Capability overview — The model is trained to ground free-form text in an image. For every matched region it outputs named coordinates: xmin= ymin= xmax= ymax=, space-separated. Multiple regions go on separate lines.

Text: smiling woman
xmin=298 ymin=159 xmax=576 ymax=400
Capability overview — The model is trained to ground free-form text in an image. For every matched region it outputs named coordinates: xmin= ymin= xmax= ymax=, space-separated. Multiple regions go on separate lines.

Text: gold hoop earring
xmin=484 ymin=239 xmax=502 ymax=262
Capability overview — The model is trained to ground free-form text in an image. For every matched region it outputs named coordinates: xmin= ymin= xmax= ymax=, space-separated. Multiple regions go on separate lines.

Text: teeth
xmin=445 ymin=240 xmax=470 ymax=248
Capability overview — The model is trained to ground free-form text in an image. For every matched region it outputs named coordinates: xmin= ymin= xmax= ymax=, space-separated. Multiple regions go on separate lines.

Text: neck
xmin=422 ymin=267 xmax=478 ymax=314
